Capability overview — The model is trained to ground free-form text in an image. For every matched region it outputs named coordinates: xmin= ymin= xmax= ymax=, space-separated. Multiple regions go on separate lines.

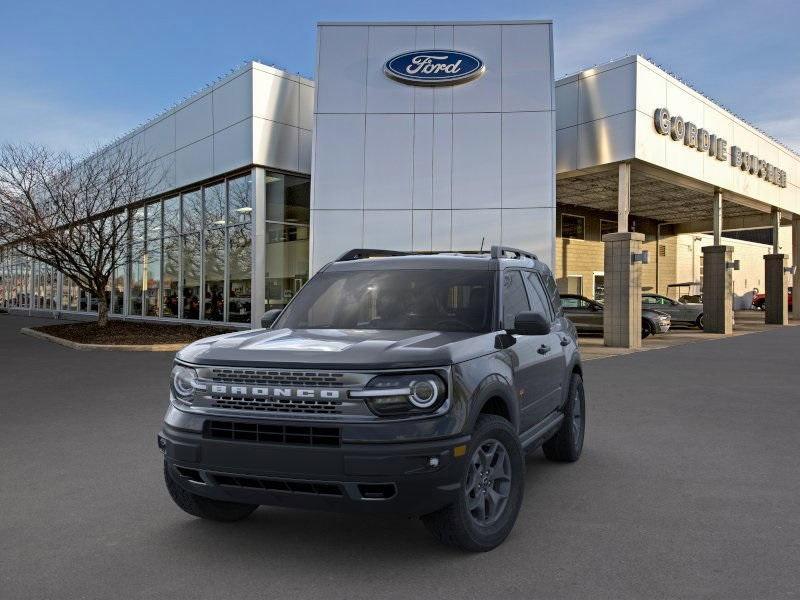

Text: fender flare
xmin=466 ymin=374 xmax=520 ymax=433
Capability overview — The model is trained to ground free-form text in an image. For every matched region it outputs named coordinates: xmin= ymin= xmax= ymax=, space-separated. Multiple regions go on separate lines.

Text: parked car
xmin=160 ymin=246 xmax=585 ymax=552
xmin=560 ymin=293 xmax=670 ymax=338
xmin=642 ymin=293 xmax=705 ymax=329
xmin=752 ymin=287 xmax=793 ymax=311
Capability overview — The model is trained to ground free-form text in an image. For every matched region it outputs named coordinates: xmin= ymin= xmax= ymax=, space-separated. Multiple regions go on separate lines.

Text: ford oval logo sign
xmin=384 ymin=50 xmax=485 ymax=86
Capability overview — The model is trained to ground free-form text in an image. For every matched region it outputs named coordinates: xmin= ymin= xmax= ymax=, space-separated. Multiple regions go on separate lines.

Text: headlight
xmin=350 ymin=373 xmax=447 ymax=416
xmin=171 ymin=364 xmax=198 ymax=404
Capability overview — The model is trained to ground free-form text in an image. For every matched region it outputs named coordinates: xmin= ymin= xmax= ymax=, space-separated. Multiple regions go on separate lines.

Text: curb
xmin=20 ymin=327 xmax=187 ymax=352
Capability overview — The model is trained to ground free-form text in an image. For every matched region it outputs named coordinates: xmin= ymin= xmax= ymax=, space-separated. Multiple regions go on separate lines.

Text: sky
xmin=1 ymin=0 xmax=798 ymax=155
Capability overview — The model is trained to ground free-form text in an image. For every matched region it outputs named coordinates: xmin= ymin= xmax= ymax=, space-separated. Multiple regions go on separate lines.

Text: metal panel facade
xmin=312 ymin=21 xmax=557 ymax=270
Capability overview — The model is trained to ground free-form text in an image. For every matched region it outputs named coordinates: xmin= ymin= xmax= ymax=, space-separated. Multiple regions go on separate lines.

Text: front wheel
xmin=641 ymin=320 xmax=653 ymax=339
xmin=421 ymin=415 xmax=524 ymax=552
xmin=543 ymin=373 xmax=586 ymax=462
xmin=164 ymin=461 xmax=258 ymax=522
xmin=696 ymin=314 xmax=704 ymax=330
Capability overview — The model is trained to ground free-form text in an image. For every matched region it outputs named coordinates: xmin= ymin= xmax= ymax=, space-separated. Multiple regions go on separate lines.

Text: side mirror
xmin=260 ymin=309 xmax=282 ymax=329
xmin=512 ymin=311 xmax=551 ymax=336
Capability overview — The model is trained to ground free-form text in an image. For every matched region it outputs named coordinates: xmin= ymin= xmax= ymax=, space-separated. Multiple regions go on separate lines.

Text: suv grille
xmin=210 ymin=368 xmax=346 ymax=387
xmin=209 ymin=395 xmax=343 ymax=415
xmin=209 ymin=473 xmax=343 ymax=497
xmin=205 ymin=420 xmax=341 ymax=447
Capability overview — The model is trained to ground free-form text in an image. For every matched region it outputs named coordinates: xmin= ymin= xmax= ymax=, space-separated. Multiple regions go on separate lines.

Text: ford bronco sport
xmin=159 ymin=246 xmax=585 ymax=551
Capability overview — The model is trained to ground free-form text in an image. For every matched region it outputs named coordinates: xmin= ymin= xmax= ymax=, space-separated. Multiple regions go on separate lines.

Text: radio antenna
xmin=479 ymin=237 xmax=485 ymax=253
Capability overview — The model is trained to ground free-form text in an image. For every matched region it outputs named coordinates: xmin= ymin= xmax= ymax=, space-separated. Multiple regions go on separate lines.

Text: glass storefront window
xmin=266 ymin=174 xmax=310 ymax=224
xmin=228 ymin=175 xmax=252 ymax=225
xmin=182 ymin=189 xmax=201 ymax=233
xmin=162 ymin=236 xmax=179 ymax=318
xmin=144 ymin=240 xmax=161 ymax=317
xmin=265 ymin=222 xmax=309 ymax=311
xmin=146 ymin=201 xmax=162 ymax=240
xmin=228 ymin=224 xmax=251 ymax=323
xmin=204 ymin=228 xmax=225 ymax=321
xmin=204 ymin=182 xmax=226 ymax=228
xmin=112 ymin=265 xmax=124 ymax=315
xmin=131 ymin=207 xmax=145 ymax=243
xmin=129 ymin=243 xmax=143 ymax=316
xmin=163 ymin=196 xmax=180 ymax=237
xmin=182 ymin=233 xmax=201 ymax=319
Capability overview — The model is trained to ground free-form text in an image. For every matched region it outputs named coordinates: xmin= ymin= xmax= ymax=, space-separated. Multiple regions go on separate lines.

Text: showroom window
xmin=600 ymin=219 xmax=617 ymax=237
xmin=561 ymin=214 xmax=585 ymax=240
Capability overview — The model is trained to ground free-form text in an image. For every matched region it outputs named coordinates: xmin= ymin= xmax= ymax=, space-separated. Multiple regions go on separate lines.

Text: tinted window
xmin=275 ymin=270 xmax=494 ymax=333
xmin=523 ymin=271 xmax=552 ymax=319
xmin=502 ymin=271 xmax=530 ymax=330
xmin=642 ymin=296 xmax=658 ymax=304
xmin=560 ymin=296 xmax=589 ymax=309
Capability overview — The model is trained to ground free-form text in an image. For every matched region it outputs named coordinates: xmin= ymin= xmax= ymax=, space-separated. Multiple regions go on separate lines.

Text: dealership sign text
xmin=384 ymin=50 xmax=485 ymax=86
xmin=654 ymin=108 xmax=787 ymax=188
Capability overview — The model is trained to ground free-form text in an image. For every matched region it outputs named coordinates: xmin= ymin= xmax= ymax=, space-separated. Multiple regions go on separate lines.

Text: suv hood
xmin=177 ymin=327 xmax=496 ymax=370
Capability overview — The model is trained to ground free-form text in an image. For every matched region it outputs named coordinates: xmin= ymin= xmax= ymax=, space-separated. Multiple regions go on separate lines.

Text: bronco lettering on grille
xmin=209 ymin=384 xmax=341 ymax=399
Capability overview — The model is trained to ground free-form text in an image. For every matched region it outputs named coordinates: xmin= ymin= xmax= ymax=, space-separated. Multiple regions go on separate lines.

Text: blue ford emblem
xmin=384 ymin=50 xmax=485 ymax=86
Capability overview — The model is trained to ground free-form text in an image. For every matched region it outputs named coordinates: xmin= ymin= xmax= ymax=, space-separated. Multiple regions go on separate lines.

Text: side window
xmin=523 ymin=271 xmax=553 ymax=319
xmin=502 ymin=271 xmax=530 ymax=330
xmin=642 ymin=296 xmax=657 ymax=304
xmin=542 ymin=271 xmax=562 ymax=316
xmin=560 ymin=297 xmax=580 ymax=309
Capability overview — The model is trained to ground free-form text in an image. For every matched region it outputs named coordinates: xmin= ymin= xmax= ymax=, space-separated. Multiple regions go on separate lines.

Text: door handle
xmin=559 ymin=335 xmax=570 ymax=346
xmin=537 ymin=344 xmax=551 ymax=355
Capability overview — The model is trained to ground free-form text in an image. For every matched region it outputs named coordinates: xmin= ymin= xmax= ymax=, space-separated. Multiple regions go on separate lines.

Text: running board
xmin=519 ymin=412 xmax=564 ymax=450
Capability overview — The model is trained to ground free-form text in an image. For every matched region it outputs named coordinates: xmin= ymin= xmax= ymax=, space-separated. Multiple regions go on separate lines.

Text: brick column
xmin=602 ymin=232 xmax=644 ymax=348
xmin=701 ymin=245 xmax=733 ymax=334
xmin=764 ymin=253 xmax=789 ymax=325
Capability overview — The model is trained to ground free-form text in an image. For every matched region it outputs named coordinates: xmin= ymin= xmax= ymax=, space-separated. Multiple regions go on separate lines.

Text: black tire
xmin=164 ymin=461 xmax=258 ymax=522
xmin=542 ymin=373 xmax=586 ymax=463
xmin=641 ymin=319 xmax=653 ymax=339
xmin=696 ymin=313 xmax=704 ymax=330
xmin=421 ymin=415 xmax=524 ymax=552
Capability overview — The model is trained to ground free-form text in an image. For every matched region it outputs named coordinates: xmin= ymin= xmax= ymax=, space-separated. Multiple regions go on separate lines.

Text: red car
xmin=752 ymin=287 xmax=793 ymax=311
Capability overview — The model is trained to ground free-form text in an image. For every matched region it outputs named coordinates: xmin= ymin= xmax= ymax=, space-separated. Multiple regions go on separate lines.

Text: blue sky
xmin=1 ymin=0 xmax=798 ymax=154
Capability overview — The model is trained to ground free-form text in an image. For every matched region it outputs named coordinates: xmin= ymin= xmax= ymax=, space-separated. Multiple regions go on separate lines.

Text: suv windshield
xmin=274 ymin=269 xmax=495 ymax=332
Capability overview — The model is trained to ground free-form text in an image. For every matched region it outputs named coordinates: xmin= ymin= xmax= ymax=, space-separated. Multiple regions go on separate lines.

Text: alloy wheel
xmin=465 ymin=439 xmax=512 ymax=526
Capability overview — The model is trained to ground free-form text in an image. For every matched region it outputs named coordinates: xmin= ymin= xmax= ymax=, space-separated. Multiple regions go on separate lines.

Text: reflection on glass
xmin=265 ymin=223 xmax=309 ymax=311
xmin=204 ymin=182 xmax=226 ymax=228
xmin=70 ymin=280 xmax=79 ymax=311
xmin=162 ymin=236 xmax=179 ymax=318
xmin=112 ymin=265 xmax=124 ymax=315
xmin=228 ymin=175 xmax=251 ymax=225
xmin=163 ymin=196 xmax=180 ymax=237
xmin=182 ymin=233 xmax=201 ymax=319
xmin=228 ymin=224 xmax=251 ymax=323
xmin=146 ymin=201 xmax=161 ymax=240
xmin=266 ymin=173 xmax=310 ymax=224
xmin=144 ymin=241 xmax=161 ymax=317
xmin=129 ymin=243 xmax=143 ymax=316
xmin=204 ymin=228 xmax=225 ymax=321
xmin=182 ymin=189 xmax=201 ymax=233
xmin=131 ymin=208 xmax=145 ymax=243
xmin=79 ymin=286 xmax=88 ymax=311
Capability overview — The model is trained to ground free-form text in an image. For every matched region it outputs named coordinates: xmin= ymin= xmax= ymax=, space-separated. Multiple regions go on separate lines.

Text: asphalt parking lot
xmin=2 ymin=314 xmax=799 ymax=599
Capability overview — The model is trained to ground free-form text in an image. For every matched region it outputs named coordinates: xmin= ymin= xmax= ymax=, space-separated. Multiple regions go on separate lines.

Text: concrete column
xmin=602 ymin=231 xmax=644 ymax=348
xmin=701 ymin=245 xmax=733 ymax=334
xmin=712 ymin=190 xmax=723 ymax=246
xmin=251 ymin=167 xmax=267 ymax=328
xmin=792 ymin=216 xmax=800 ymax=321
xmin=772 ymin=209 xmax=781 ymax=254
xmin=617 ymin=163 xmax=631 ymax=233
xmin=764 ymin=253 xmax=789 ymax=325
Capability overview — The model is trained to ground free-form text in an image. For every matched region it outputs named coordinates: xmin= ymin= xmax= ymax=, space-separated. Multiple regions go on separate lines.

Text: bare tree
xmin=0 ymin=142 xmax=163 ymax=326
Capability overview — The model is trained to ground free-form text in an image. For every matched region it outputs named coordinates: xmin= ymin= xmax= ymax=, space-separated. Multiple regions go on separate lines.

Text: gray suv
xmin=159 ymin=246 xmax=585 ymax=552
xmin=642 ymin=293 xmax=704 ymax=329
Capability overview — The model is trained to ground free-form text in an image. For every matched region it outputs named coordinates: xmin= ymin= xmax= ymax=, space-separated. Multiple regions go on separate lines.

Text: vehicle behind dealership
xmin=560 ymin=293 xmax=670 ymax=338
xmin=642 ymin=293 xmax=704 ymax=329
xmin=159 ymin=246 xmax=586 ymax=552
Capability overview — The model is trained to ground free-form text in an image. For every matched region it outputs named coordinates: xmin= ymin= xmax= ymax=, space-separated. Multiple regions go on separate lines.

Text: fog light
xmin=428 ymin=457 xmax=439 ymax=468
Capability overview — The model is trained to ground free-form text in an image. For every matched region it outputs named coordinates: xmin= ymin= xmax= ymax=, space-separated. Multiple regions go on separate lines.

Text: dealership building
xmin=2 ymin=20 xmax=799 ymax=346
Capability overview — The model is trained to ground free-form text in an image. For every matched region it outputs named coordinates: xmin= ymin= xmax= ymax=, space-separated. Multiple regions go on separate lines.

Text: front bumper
xmin=656 ymin=321 xmax=671 ymax=333
xmin=159 ymin=415 xmax=470 ymax=517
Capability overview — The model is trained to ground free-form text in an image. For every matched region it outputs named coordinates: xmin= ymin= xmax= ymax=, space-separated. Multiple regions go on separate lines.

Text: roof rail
xmin=334 ymin=248 xmax=408 ymax=262
xmin=490 ymin=245 xmax=538 ymax=261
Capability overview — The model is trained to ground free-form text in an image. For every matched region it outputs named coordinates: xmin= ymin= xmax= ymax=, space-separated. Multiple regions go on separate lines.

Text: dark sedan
xmin=560 ymin=294 xmax=670 ymax=339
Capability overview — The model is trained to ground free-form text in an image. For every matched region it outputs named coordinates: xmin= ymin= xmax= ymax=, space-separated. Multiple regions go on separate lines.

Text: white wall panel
xmin=412 ymin=27 xmax=435 ymax=113
xmin=213 ymin=72 xmax=253 ymax=131
xmin=431 ymin=210 xmax=452 ymax=251
xmin=364 ymin=210 xmax=412 ymax=250
xmin=366 ymin=26 xmax=415 ymax=114
xmin=556 ymin=126 xmax=578 ymax=173
xmin=577 ymin=112 xmax=636 ymax=169
xmin=452 ymin=209 xmax=501 ymax=249
xmin=578 ymin=63 xmax=636 ymax=123
xmin=299 ymin=84 xmax=314 ymax=130
xmin=298 ymin=129 xmax=312 ymax=174
xmin=253 ymin=117 xmax=299 ymax=173
xmin=635 ymin=62 xmax=667 ymax=116
xmin=364 ymin=114 xmax=414 ymax=209
xmin=144 ymin=115 xmax=175 ymax=159
xmin=432 ymin=26 xmax=454 ymax=114
xmin=501 ymin=24 xmax=552 ymax=113
xmin=214 ymin=118 xmax=252 ymax=174
xmin=502 ymin=112 xmax=552 ymax=208
xmin=316 ymin=26 xmax=368 ymax=114
xmin=175 ymin=137 xmax=213 ymax=187
xmin=452 ymin=25 xmax=501 ymax=113
xmin=501 ymin=208 xmax=554 ymax=266
xmin=432 ymin=114 xmax=452 ymax=209
xmin=312 ymin=114 xmax=365 ymax=210
xmin=412 ymin=209 xmax=432 ymax=251
xmin=452 ymin=113 xmax=501 ymax=209
xmin=175 ymin=93 xmax=213 ymax=149
xmin=311 ymin=210 xmax=364 ymax=268
xmin=253 ymin=70 xmax=300 ymax=128
xmin=412 ymin=114 xmax=433 ymax=209
xmin=555 ymin=81 xmax=578 ymax=130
